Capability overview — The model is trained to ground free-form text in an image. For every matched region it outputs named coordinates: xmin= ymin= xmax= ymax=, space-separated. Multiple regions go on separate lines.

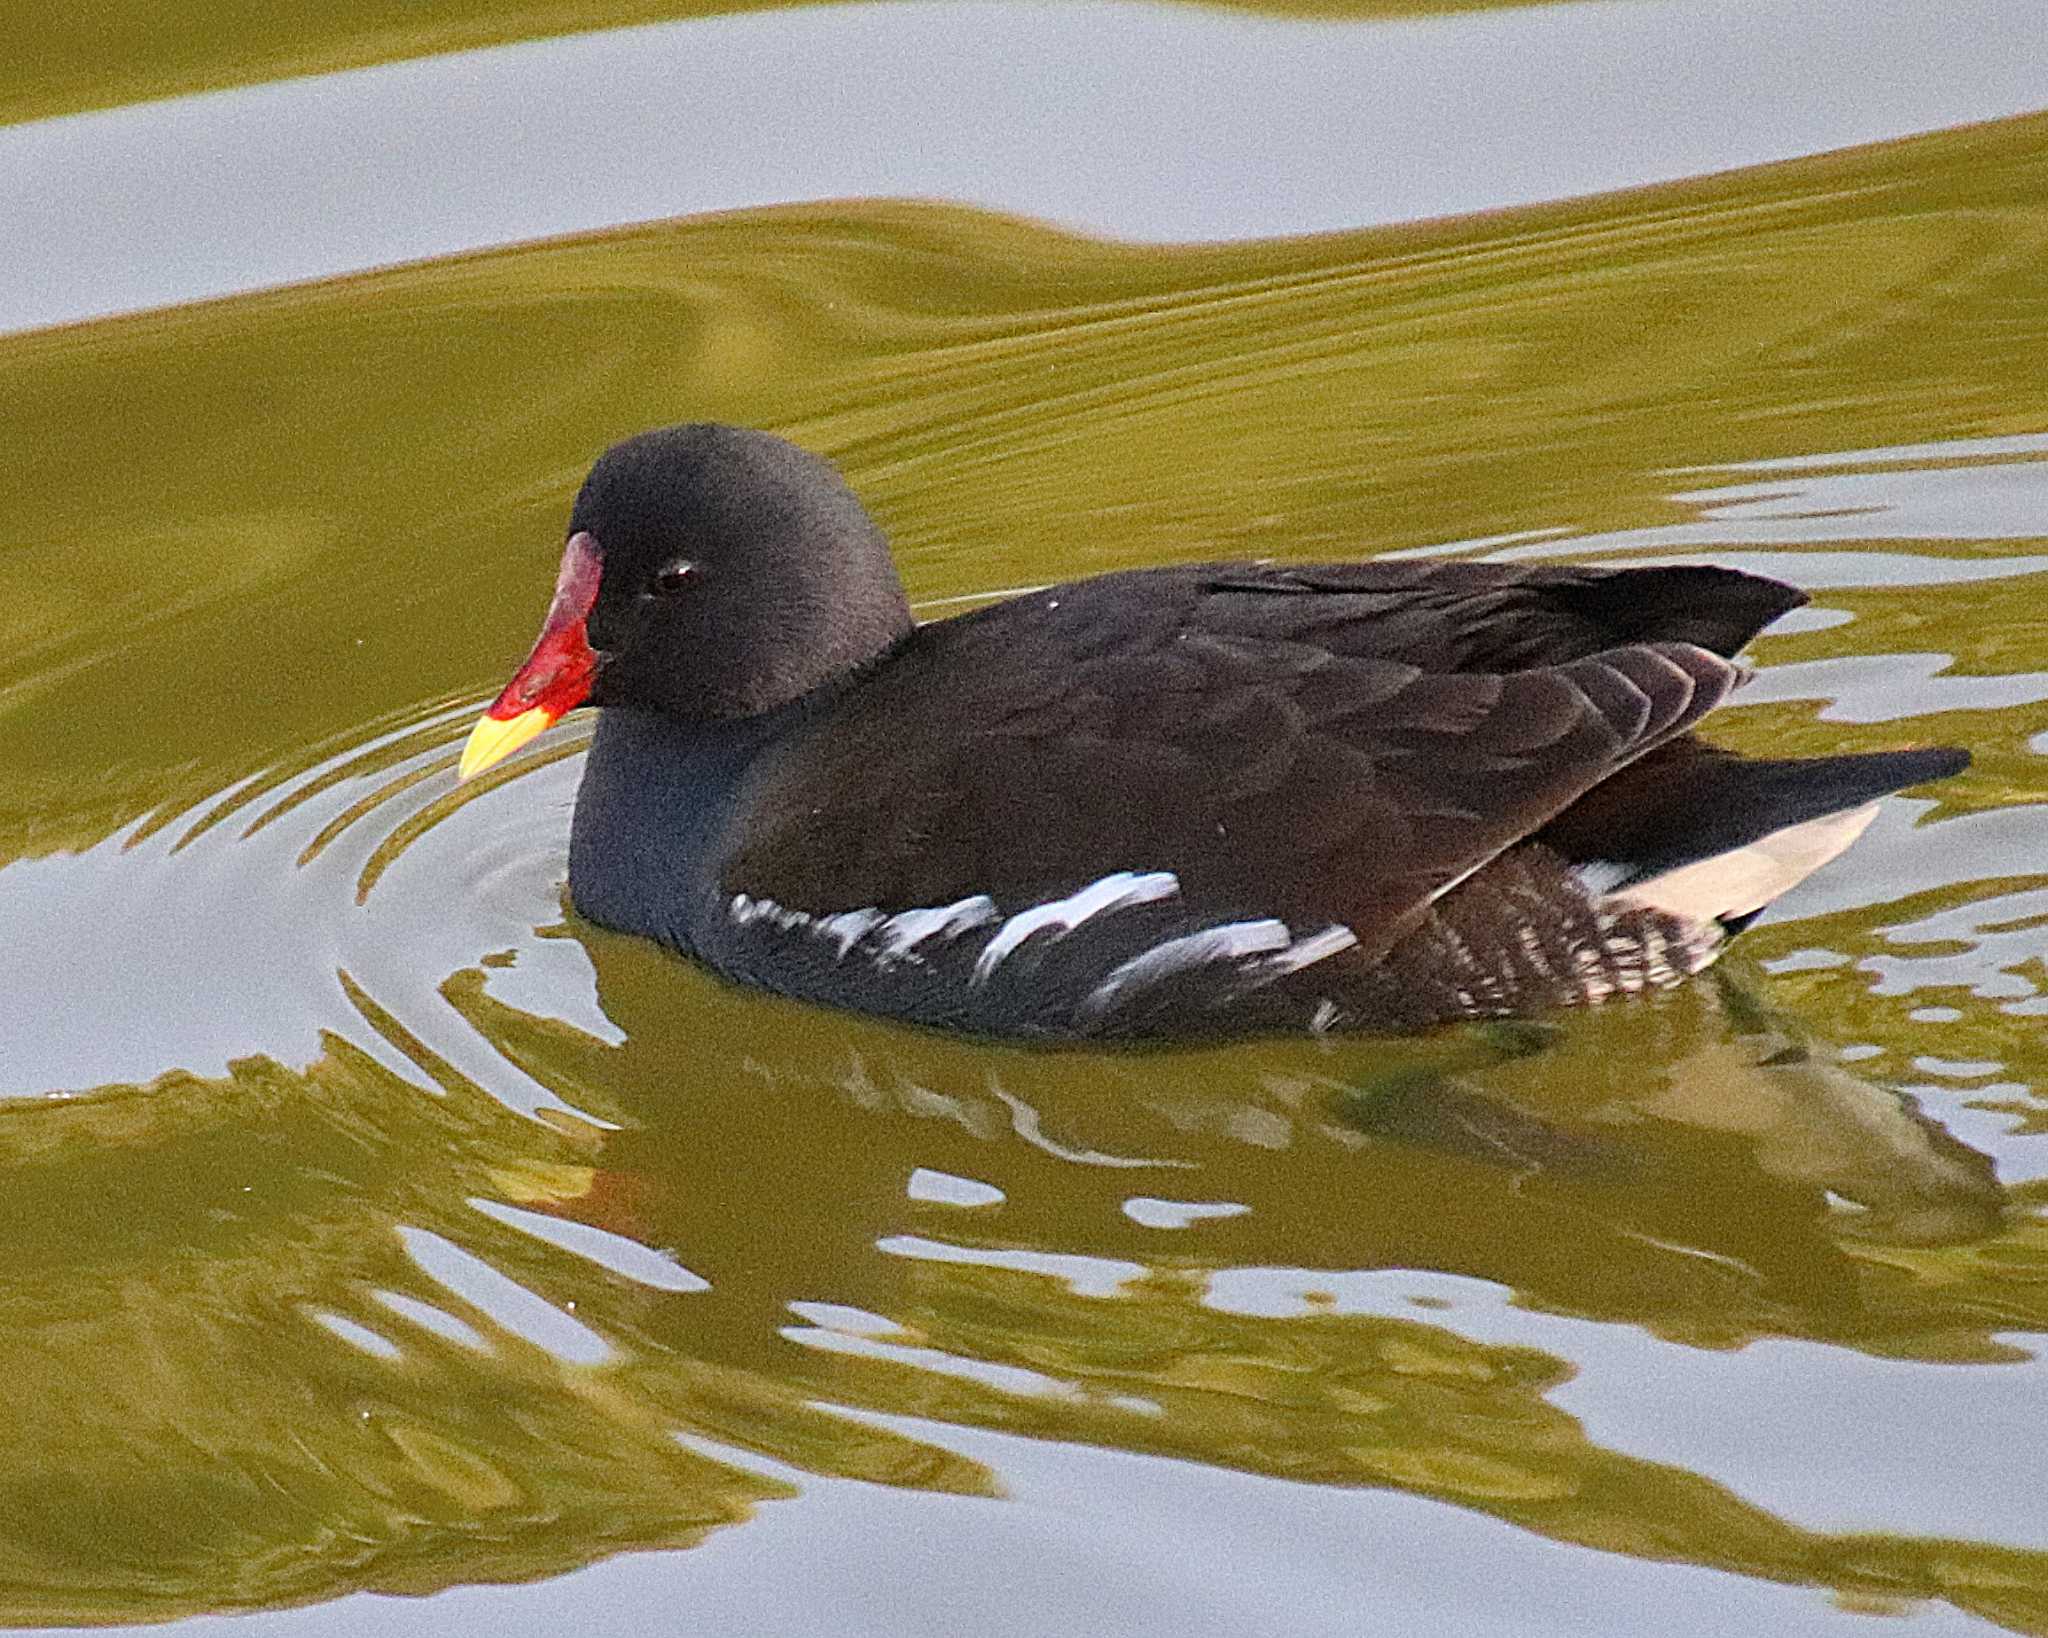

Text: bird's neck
xmin=567 ymin=704 xmax=800 ymax=940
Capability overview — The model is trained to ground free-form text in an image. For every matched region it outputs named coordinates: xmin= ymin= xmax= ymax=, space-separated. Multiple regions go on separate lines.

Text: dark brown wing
xmin=720 ymin=561 xmax=1761 ymax=958
xmin=1185 ymin=559 xmax=1804 ymax=667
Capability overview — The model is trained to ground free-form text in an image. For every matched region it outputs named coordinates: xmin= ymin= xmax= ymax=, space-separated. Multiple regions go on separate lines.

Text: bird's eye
xmin=648 ymin=560 xmax=696 ymax=597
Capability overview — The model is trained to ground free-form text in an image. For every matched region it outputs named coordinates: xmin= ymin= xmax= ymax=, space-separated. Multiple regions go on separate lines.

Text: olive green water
xmin=4 ymin=8 xmax=2048 ymax=1635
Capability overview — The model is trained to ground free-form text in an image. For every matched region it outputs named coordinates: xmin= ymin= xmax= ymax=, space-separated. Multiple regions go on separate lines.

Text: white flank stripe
xmin=730 ymin=892 xmax=997 ymax=965
xmin=815 ymin=908 xmax=887 ymax=957
xmin=970 ymin=871 xmax=1180 ymax=985
xmin=1255 ymin=924 xmax=1359 ymax=978
xmin=1078 ymin=920 xmax=1294 ymax=1021
xmin=877 ymin=895 xmax=998 ymax=956
xmin=729 ymin=893 xmax=806 ymax=932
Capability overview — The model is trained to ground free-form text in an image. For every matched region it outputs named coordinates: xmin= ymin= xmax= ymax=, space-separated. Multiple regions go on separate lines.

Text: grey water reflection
xmin=1496 ymin=433 xmax=2048 ymax=560
xmin=150 ymin=1417 xmax=1969 ymax=1638
xmin=5 ymin=42 xmax=2048 ymax=1625
xmin=6 ymin=0 xmax=2048 ymax=333
xmin=0 ymin=702 xmax=602 ymax=1104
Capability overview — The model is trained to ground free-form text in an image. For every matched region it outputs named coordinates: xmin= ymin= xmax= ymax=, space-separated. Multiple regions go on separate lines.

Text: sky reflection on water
xmin=5 ymin=0 xmax=2048 ymax=334
xmin=5 ymin=4 xmax=2048 ymax=1628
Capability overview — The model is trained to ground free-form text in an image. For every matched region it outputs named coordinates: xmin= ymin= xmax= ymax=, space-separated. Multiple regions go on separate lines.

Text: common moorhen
xmin=460 ymin=424 xmax=1967 ymax=1040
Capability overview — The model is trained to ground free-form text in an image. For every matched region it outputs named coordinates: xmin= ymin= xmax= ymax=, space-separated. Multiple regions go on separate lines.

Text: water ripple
xmin=0 ymin=696 xmax=596 ymax=1109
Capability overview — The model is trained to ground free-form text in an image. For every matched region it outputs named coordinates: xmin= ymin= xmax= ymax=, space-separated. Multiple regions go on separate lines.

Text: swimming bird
xmin=459 ymin=424 xmax=1967 ymax=1041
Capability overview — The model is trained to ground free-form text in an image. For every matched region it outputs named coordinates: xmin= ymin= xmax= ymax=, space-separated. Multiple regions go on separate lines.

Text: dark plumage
xmin=462 ymin=424 xmax=1969 ymax=1042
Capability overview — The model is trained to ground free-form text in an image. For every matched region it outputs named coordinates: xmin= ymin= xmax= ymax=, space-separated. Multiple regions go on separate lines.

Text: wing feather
xmin=722 ymin=561 xmax=1746 ymax=964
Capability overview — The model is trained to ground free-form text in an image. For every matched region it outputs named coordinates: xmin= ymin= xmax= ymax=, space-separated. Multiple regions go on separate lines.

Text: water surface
xmin=3 ymin=4 xmax=2047 ymax=1635
xmin=9 ymin=0 xmax=2048 ymax=333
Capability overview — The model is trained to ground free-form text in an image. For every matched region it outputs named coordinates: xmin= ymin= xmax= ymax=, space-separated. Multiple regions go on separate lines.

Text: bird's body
xmin=462 ymin=425 xmax=1968 ymax=1042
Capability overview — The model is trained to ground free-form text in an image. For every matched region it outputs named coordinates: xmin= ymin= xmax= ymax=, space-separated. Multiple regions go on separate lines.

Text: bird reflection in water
xmin=517 ymin=919 xmax=2006 ymax=1366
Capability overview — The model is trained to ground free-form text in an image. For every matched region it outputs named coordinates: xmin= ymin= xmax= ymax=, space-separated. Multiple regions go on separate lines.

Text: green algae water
xmin=2 ymin=4 xmax=2047 ymax=1634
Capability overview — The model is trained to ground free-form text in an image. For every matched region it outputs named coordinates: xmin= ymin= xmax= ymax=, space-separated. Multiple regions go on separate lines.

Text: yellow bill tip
xmin=458 ymin=706 xmax=555 ymax=782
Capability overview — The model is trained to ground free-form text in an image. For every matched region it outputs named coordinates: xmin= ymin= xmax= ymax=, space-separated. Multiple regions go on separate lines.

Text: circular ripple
xmin=0 ymin=696 xmax=605 ymax=1113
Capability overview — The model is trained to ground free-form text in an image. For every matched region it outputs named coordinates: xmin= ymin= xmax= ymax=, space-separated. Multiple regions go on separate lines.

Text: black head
xmin=573 ymin=424 xmax=914 ymax=720
xmin=459 ymin=426 xmax=915 ymax=779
